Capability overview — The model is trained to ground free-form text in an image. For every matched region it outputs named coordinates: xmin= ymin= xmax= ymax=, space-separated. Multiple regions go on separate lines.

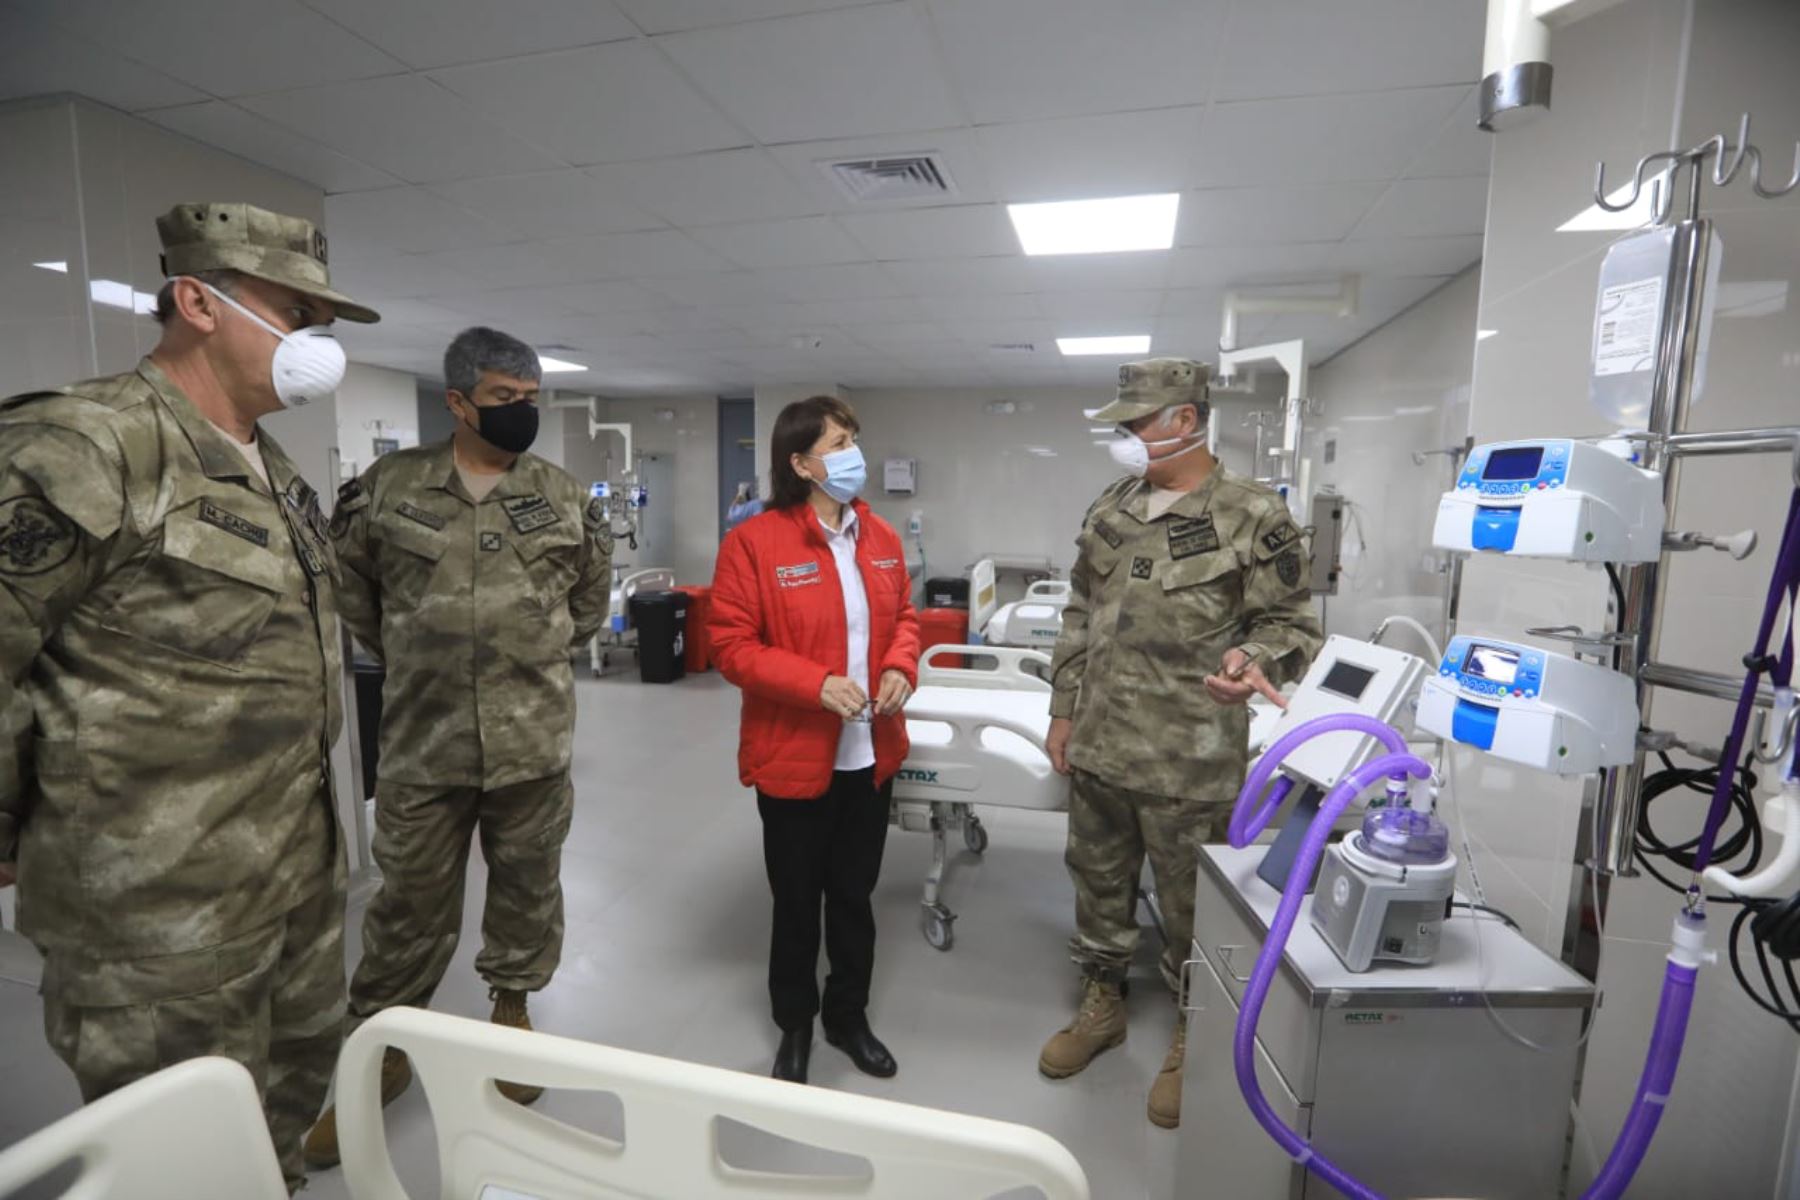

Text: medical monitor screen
xmin=1464 ymin=645 xmax=1520 ymax=686
xmin=1319 ymin=660 xmax=1377 ymax=701
xmin=1481 ymin=447 xmax=1544 ymax=481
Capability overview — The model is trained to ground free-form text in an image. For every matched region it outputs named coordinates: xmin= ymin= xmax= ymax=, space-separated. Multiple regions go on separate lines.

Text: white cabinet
xmin=1175 ymin=847 xmax=1595 ymax=1200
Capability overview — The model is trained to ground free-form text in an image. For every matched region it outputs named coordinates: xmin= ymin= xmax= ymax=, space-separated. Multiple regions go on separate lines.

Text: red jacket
xmin=710 ymin=500 xmax=921 ymax=799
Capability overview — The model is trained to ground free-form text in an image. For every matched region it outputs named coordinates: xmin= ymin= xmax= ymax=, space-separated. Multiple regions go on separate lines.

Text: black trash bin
xmin=351 ymin=658 xmax=385 ymax=799
xmin=630 ymin=590 xmax=690 ymax=684
xmin=926 ymin=576 xmax=969 ymax=609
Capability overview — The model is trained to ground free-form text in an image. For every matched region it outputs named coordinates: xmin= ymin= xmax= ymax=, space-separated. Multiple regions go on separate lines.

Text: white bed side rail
xmin=967 ymin=558 xmax=998 ymax=637
xmin=917 ymin=644 xmax=1053 ymax=691
xmin=338 ymin=1007 xmax=1089 ymax=1200
xmin=614 ymin=567 xmax=678 ymax=623
xmin=0 ymin=1057 xmax=288 ymax=1200
xmin=1025 ymin=579 xmax=1071 ymax=600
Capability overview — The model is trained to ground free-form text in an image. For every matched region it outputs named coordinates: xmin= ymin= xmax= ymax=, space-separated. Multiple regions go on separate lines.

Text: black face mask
xmin=464 ymin=397 xmax=539 ymax=454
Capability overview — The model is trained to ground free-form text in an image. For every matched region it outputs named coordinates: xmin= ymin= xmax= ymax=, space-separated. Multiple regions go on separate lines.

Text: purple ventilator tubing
xmin=1226 ymin=713 xmax=1696 ymax=1199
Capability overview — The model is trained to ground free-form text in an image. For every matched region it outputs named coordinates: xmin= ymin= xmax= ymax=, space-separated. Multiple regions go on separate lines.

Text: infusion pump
xmin=1433 ymin=438 xmax=1663 ymax=562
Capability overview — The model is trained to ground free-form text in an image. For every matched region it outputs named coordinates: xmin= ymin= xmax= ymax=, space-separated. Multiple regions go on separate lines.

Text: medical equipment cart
xmin=1176 ymin=846 xmax=1594 ymax=1200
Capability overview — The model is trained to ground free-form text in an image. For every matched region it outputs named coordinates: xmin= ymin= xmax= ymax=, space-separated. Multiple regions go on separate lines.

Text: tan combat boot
xmin=1147 ymin=1014 xmax=1187 ymax=1129
xmin=303 ymin=1048 xmax=413 ymax=1169
xmin=1038 ymin=977 xmax=1127 ymax=1079
xmin=491 ymin=987 xmax=545 ymax=1106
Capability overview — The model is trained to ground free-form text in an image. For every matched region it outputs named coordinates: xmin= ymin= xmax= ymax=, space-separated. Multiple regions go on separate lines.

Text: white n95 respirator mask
xmin=205 ymin=283 xmax=347 ymax=407
xmin=1107 ymin=425 xmax=1204 ymax=478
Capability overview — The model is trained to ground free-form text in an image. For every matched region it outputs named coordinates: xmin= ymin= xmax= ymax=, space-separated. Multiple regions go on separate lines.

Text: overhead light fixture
xmin=33 ymin=261 xmax=68 ymax=273
xmin=1557 ymin=171 xmax=1670 ymax=233
xmin=1007 ymin=193 xmax=1179 ymax=256
xmin=89 ymin=279 xmax=156 ymax=315
xmin=1477 ymin=329 xmax=1499 ymax=341
xmin=1058 ymin=335 xmax=1151 ymax=356
xmin=537 ymin=354 xmax=587 ymax=373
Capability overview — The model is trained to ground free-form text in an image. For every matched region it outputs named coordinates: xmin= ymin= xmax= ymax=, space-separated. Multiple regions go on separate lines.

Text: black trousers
xmin=757 ymin=768 xmax=891 ymax=1032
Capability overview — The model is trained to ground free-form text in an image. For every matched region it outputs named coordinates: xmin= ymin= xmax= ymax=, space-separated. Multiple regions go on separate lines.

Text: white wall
xmin=1460 ymin=1 xmax=1800 ymax=1193
xmin=1308 ymin=267 xmax=1481 ymax=646
xmin=334 ymin=362 xmax=419 ymax=481
xmin=562 ymin=393 xmax=718 ymax=586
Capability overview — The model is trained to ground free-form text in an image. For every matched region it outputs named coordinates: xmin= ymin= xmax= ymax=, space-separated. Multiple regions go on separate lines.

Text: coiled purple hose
xmin=1227 ymin=714 xmax=1703 ymax=1199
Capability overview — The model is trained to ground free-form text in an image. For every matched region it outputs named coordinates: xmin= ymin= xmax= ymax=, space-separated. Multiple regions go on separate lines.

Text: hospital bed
xmin=893 ymin=643 xmax=1288 ymax=951
xmin=0 ymin=1008 xmax=1090 ymax=1200
xmin=967 ymin=558 xmax=1070 ymax=650
xmin=590 ymin=565 xmax=676 ymax=677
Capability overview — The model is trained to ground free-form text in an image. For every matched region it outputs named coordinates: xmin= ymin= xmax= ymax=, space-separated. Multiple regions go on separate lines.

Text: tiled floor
xmin=0 ymin=671 xmax=1184 ymax=1198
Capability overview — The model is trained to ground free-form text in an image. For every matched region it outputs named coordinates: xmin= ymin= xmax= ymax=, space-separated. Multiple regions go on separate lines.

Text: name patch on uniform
xmin=1167 ymin=515 xmax=1220 ymax=560
xmin=396 ymin=501 xmax=446 ymax=532
xmin=1093 ymin=520 xmax=1124 ymax=549
xmin=502 ymin=494 xmax=560 ymax=534
xmin=776 ymin=561 xmax=821 ymax=588
xmin=480 ymin=531 xmax=504 ymax=552
xmin=198 ymin=499 xmax=269 ymax=548
xmin=1130 ymin=556 xmax=1154 ymax=580
xmin=0 ymin=497 xmax=76 ymax=576
xmin=1262 ymin=524 xmax=1301 ymax=554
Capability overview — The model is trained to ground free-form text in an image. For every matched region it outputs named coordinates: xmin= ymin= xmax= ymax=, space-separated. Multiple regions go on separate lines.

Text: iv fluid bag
xmin=1589 ymin=224 xmax=1722 ymax=428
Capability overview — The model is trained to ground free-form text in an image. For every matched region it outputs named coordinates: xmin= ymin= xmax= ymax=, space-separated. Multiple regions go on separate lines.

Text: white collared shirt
xmin=821 ymin=506 xmax=875 ymax=771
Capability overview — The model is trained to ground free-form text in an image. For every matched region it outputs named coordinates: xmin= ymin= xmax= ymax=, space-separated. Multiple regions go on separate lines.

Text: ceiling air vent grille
xmin=822 ymin=154 xmax=955 ymax=204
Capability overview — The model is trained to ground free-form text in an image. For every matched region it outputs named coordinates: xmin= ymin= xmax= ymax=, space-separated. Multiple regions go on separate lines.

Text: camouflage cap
xmin=1087 ymin=357 xmax=1210 ymax=423
xmin=156 ymin=202 xmax=380 ymax=324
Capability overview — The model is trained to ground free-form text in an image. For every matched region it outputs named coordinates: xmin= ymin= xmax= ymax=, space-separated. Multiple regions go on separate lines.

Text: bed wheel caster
xmin=963 ymin=819 xmax=988 ymax=855
xmin=922 ymin=904 xmax=955 ymax=951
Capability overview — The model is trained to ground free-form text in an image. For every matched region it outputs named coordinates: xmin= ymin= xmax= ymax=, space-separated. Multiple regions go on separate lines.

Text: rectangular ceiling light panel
xmin=1008 ymin=193 xmax=1178 ymax=255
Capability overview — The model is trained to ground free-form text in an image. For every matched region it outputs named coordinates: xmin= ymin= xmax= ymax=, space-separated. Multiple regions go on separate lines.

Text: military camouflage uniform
xmin=330 ymin=439 xmax=611 ymax=1020
xmin=0 ymin=363 xmax=348 ymax=1191
xmin=1050 ymin=360 xmax=1323 ymax=994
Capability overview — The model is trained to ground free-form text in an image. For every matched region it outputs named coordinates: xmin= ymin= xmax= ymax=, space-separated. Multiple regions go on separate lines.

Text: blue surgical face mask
xmin=807 ymin=445 xmax=867 ymax=504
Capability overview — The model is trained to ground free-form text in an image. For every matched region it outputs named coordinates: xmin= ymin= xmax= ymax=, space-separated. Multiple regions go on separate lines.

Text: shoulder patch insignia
xmin=0 ymin=496 xmax=77 ymax=576
xmin=197 ymin=499 xmax=270 ymax=548
xmin=502 ymin=494 xmax=559 ymax=534
xmin=396 ymin=501 xmax=446 ymax=532
xmin=335 ymin=479 xmax=369 ymax=512
xmin=1276 ymin=547 xmax=1302 ymax=587
xmin=1130 ymin=556 xmax=1154 ymax=580
xmin=583 ymin=495 xmax=606 ymax=531
xmin=283 ymin=475 xmax=316 ymax=514
xmin=1261 ymin=524 xmax=1301 ymax=554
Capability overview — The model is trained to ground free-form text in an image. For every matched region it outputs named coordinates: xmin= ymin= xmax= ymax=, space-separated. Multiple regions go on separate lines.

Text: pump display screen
xmin=1319 ymin=660 xmax=1377 ymax=700
xmin=1464 ymin=645 xmax=1521 ymax=686
xmin=1481 ymin=447 xmax=1545 ymax=481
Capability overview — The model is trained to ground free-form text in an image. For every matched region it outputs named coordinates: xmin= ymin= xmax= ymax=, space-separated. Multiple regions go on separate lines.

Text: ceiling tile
xmin=518 ymin=281 xmax=679 ymax=315
xmin=15 ymin=0 xmax=407 ymax=98
xmin=327 ymin=251 xmax=483 ymax=300
xmin=911 ymin=292 xmax=1044 ymax=321
xmin=324 ymin=187 xmax=518 ymax=256
xmin=1351 ymin=177 xmax=1491 ymax=239
xmin=884 ymin=256 xmax=1038 ymax=296
xmin=1408 ymin=87 xmax=1493 ymax=179
xmin=978 ymin=107 xmax=1206 ymax=202
xmin=765 ymin=126 xmax=996 ymax=212
xmin=0 ymin=9 xmax=206 ymax=111
xmin=1212 ymin=0 xmax=1481 ymax=101
xmin=613 ymin=0 xmax=886 ymax=35
xmin=420 ymin=240 xmax=616 ymax=290
xmin=551 ymin=230 xmax=739 ymax=278
xmin=690 ymin=217 xmax=869 ymax=269
xmin=1178 ymin=184 xmax=1386 ymax=247
xmin=242 ymin=76 xmax=560 ymax=185
xmin=844 ymin=321 xmax=952 ymax=345
xmin=926 ymin=0 xmax=1227 ymax=124
xmin=838 ymin=204 xmax=1016 ymax=261
xmin=588 ymin=149 xmax=820 ymax=228
xmin=659 ymin=4 xmax=963 ymax=144
xmin=750 ymin=263 xmax=904 ymax=301
xmin=143 ymin=101 xmax=399 ymax=193
xmin=791 ymin=297 xmax=927 ymax=325
xmin=304 ymin=0 xmax=638 ymax=69
xmin=636 ymin=273 xmax=800 ymax=307
xmin=1193 ymin=88 xmax=1467 ymax=187
xmin=1328 ymin=234 xmax=1484 ymax=277
xmin=431 ymin=171 xmax=664 ymax=240
xmin=430 ymin=42 xmax=746 ymax=166
xmin=1025 ymin=252 xmax=1173 ymax=293
xmin=1157 ymin=288 xmax=1228 ymax=318
xmin=1166 ymin=242 xmax=1339 ymax=287
xmin=1036 ymin=290 xmax=1164 ymax=323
